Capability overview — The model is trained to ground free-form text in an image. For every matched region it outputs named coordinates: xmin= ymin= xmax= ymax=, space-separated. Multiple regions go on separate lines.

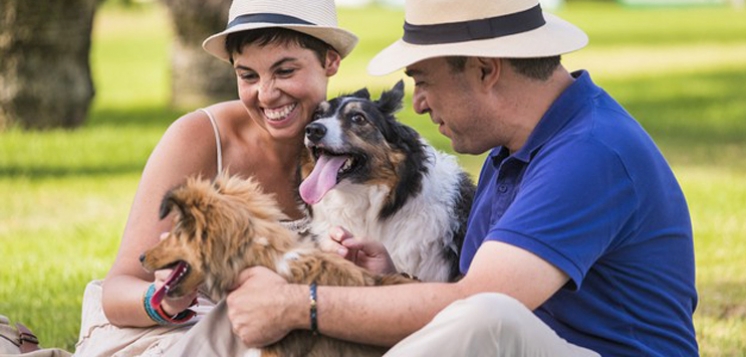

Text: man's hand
xmin=226 ymin=266 xmax=306 ymax=347
xmin=325 ymin=226 xmax=398 ymax=275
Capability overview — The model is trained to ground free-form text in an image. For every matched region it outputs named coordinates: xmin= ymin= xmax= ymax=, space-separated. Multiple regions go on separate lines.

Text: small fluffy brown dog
xmin=140 ymin=173 xmax=413 ymax=357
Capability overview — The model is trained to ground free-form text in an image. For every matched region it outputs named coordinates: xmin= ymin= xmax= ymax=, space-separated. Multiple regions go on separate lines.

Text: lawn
xmin=1 ymin=1 xmax=744 ymax=354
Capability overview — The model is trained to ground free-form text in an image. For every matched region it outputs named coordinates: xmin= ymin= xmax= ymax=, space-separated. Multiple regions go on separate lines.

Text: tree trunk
xmin=0 ymin=0 xmax=99 ymax=130
xmin=162 ymin=0 xmax=237 ymax=110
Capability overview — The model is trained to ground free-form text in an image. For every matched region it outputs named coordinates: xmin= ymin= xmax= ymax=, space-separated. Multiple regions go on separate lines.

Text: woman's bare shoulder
xmin=202 ymin=100 xmax=248 ymax=122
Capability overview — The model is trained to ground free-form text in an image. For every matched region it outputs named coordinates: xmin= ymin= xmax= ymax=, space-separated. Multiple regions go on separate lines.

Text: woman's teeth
xmin=264 ymin=103 xmax=296 ymax=121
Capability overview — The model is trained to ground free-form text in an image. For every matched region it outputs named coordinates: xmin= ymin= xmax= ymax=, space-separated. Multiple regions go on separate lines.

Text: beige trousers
xmin=163 ymin=293 xmax=600 ymax=357
xmin=73 ymin=280 xmax=215 ymax=357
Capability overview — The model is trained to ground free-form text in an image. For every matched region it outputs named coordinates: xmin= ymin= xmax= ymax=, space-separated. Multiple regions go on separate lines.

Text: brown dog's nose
xmin=305 ymin=122 xmax=326 ymax=143
xmin=139 ymin=253 xmax=146 ymax=263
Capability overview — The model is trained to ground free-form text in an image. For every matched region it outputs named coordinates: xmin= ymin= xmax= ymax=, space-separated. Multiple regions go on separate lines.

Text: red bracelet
xmin=144 ymin=284 xmax=197 ymax=325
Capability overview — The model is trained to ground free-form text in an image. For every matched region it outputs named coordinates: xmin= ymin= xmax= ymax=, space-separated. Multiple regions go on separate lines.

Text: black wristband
xmin=309 ymin=282 xmax=318 ymax=335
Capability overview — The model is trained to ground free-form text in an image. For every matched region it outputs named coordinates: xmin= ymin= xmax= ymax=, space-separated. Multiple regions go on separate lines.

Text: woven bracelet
xmin=309 ymin=282 xmax=318 ymax=335
xmin=143 ymin=284 xmax=196 ymax=325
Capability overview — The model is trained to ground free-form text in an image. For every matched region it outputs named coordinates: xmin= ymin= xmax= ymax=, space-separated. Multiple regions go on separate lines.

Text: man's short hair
xmin=445 ymin=55 xmax=561 ymax=81
xmin=506 ymin=56 xmax=561 ymax=81
xmin=225 ymin=28 xmax=332 ymax=66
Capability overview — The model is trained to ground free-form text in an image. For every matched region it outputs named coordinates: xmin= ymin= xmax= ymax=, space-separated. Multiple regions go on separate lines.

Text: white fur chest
xmin=309 ymin=147 xmax=466 ymax=282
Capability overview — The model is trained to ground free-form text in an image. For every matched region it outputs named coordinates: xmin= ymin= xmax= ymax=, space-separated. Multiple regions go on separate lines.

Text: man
xmin=166 ymin=0 xmax=698 ymax=355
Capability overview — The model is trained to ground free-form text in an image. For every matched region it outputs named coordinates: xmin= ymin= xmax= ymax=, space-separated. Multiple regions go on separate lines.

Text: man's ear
xmin=325 ymin=49 xmax=342 ymax=76
xmin=476 ymin=57 xmax=501 ymax=90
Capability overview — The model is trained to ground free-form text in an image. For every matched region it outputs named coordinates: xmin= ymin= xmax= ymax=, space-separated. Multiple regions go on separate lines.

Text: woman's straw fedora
xmin=368 ymin=0 xmax=588 ymax=75
xmin=203 ymin=0 xmax=358 ymax=62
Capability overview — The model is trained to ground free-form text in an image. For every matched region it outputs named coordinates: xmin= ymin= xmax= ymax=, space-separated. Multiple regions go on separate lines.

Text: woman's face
xmin=233 ymin=42 xmax=340 ymax=140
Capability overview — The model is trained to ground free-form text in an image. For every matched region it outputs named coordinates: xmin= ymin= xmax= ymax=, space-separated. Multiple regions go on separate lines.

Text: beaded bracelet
xmin=309 ymin=282 xmax=318 ymax=335
xmin=143 ymin=284 xmax=196 ymax=325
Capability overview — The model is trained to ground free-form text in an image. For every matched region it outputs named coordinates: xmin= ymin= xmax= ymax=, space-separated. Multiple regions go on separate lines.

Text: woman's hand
xmin=153 ymin=269 xmax=198 ymax=316
xmin=226 ymin=266 xmax=305 ymax=347
xmin=326 ymin=226 xmax=398 ymax=275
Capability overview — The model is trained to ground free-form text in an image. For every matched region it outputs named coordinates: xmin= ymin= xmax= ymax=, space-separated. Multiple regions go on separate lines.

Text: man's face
xmin=405 ymin=57 xmax=493 ymax=155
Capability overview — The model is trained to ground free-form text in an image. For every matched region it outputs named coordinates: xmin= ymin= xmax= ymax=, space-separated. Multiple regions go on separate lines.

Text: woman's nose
xmin=258 ymin=78 xmax=280 ymax=103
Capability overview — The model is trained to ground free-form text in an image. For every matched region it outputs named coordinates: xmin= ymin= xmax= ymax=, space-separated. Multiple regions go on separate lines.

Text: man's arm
xmin=226 ymin=240 xmax=570 ymax=347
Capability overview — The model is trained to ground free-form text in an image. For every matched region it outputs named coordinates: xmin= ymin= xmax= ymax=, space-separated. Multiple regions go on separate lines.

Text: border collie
xmin=299 ymin=81 xmax=475 ymax=282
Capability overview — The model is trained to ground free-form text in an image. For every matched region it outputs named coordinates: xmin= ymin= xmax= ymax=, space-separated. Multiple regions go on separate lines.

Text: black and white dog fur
xmin=299 ymin=81 xmax=475 ymax=282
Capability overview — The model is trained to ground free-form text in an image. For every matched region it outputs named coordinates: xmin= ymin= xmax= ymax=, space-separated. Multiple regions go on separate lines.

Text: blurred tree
xmin=162 ymin=0 xmax=237 ymax=109
xmin=0 ymin=0 xmax=101 ymax=130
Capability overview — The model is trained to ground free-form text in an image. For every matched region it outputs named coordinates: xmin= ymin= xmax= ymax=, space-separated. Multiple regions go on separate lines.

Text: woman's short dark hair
xmin=445 ymin=55 xmax=561 ymax=81
xmin=225 ymin=28 xmax=333 ymax=66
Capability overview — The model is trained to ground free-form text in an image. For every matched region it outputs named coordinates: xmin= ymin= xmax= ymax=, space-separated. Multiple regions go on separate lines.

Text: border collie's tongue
xmin=152 ymin=261 xmax=188 ymax=305
xmin=300 ymin=154 xmax=348 ymax=204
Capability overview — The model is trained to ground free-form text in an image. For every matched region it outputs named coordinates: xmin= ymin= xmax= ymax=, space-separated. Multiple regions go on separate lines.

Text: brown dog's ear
xmin=159 ymin=189 xmax=188 ymax=221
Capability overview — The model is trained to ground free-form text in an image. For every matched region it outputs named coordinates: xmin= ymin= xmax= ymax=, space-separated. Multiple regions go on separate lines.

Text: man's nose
xmin=412 ymin=90 xmax=429 ymax=115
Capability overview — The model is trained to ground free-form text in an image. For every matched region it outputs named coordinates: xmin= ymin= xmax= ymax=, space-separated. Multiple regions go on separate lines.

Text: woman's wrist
xmin=142 ymin=283 xmax=196 ymax=325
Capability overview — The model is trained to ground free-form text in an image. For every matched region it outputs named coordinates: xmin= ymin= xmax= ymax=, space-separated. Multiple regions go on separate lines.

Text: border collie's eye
xmin=351 ymin=114 xmax=366 ymax=125
xmin=312 ymin=110 xmax=322 ymax=121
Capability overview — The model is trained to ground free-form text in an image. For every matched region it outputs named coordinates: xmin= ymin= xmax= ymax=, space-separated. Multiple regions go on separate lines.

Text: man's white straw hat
xmin=203 ymin=0 xmax=358 ymax=63
xmin=368 ymin=0 xmax=588 ymax=75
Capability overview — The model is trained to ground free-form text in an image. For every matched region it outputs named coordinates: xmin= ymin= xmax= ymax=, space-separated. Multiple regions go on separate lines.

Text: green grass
xmin=1 ymin=2 xmax=744 ymax=354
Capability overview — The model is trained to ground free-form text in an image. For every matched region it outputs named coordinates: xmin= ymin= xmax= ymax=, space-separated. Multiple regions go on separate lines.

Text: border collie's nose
xmin=306 ymin=122 xmax=326 ymax=143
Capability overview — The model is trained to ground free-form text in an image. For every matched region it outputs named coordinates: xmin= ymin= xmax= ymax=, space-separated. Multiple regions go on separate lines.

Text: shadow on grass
xmin=607 ymin=69 xmax=746 ymax=143
xmin=87 ymin=104 xmax=186 ymax=129
xmin=0 ymin=105 xmax=187 ymax=180
xmin=0 ymin=164 xmax=146 ymax=179
xmin=696 ymin=280 xmax=746 ymax=319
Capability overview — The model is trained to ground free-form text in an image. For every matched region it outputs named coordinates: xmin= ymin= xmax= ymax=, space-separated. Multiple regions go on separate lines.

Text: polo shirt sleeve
xmin=488 ymin=137 xmax=638 ymax=290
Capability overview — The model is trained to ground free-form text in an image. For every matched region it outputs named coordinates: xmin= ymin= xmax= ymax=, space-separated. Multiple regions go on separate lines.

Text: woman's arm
xmin=102 ymin=110 xmax=220 ymax=327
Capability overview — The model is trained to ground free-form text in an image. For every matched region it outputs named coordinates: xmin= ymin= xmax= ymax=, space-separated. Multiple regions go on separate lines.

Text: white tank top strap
xmin=198 ymin=108 xmax=223 ymax=176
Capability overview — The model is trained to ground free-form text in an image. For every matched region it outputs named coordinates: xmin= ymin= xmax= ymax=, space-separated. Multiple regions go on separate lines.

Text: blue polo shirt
xmin=460 ymin=71 xmax=698 ymax=356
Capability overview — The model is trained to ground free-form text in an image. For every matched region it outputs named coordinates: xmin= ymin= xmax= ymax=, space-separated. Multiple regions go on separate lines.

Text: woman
xmin=74 ymin=0 xmax=357 ymax=355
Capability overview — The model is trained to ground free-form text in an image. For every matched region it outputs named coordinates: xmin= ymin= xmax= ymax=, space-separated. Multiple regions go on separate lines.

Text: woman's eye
xmin=239 ymin=72 xmax=258 ymax=82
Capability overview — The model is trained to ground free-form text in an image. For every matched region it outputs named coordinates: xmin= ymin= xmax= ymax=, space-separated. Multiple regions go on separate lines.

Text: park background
xmin=1 ymin=0 xmax=745 ymax=354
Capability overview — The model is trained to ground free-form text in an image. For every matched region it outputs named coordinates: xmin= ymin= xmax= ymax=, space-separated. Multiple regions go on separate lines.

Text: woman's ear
xmin=324 ymin=49 xmax=342 ymax=76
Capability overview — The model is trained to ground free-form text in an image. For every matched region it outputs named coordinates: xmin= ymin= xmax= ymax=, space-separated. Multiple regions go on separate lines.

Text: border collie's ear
xmin=376 ymin=80 xmax=404 ymax=116
xmin=350 ymin=87 xmax=370 ymax=99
